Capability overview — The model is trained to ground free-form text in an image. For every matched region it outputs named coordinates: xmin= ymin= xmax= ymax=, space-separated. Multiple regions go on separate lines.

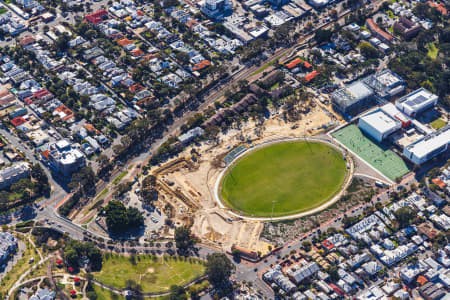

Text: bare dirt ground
xmin=159 ymin=105 xmax=337 ymax=252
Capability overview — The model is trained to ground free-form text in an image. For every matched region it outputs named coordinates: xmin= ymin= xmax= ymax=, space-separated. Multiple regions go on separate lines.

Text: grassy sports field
xmin=220 ymin=141 xmax=347 ymax=217
xmin=93 ymin=254 xmax=205 ymax=293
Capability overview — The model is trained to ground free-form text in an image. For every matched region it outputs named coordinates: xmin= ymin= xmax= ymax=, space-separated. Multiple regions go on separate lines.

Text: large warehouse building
xmin=358 ymin=109 xmax=402 ymax=142
xmin=395 ymin=88 xmax=438 ymax=117
xmin=403 ymin=125 xmax=450 ymax=165
xmin=331 ymin=81 xmax=374 ymax=114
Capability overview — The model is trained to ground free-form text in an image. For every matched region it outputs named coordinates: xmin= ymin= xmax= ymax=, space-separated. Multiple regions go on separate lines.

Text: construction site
xmin=140 ymin=104 xmax=339 ymax=254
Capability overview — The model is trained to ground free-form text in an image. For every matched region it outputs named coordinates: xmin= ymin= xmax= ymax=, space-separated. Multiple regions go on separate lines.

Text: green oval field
xmin=220 ymin=141 xmax=347 ymax=218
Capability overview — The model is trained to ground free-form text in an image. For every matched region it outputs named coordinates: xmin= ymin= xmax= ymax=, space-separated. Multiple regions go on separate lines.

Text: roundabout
xmin=215 ymin=138 xmax=352 ymax=220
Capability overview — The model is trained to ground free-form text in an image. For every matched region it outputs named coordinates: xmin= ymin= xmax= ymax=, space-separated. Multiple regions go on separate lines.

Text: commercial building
xmin=0 ymin=162 xmax=30 ymax=190
xmin=358 ymin=109 xmax=402 ymax=142
xmin=331 ymin=81 xmax=374 ymax=114
xmin=362 ymin=69 xmax=405 ymax=99
xmin=403 ymin=125 xmax=450 ymax=165
xmin=396 ymin=88 xmax=438 ymax=117
xmin=43 ymin=140 xmax=86 ymax=176
xmin=0 ymin=232 xmax=17 ymax=264
xmin=200 ymin=0 xmax=232 ymax=20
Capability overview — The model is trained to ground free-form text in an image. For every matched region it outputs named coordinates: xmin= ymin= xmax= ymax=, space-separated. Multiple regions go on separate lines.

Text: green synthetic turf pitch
xmin=220 ymin=141 xmax=347 ymax=217
xmin=332 ymin=125 xmax=409 ymax=181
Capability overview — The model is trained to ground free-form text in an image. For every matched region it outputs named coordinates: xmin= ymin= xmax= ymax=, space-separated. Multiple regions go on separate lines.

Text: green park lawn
xmin=431 ymin=118 xmax=447 ymax=130
xmin=93 ymin=254 xmax=205 ymax=294
xmin=220 ymin=141 xmax=347 ymax=217
xmin=92 ymin=285 xmax=126 ymax=300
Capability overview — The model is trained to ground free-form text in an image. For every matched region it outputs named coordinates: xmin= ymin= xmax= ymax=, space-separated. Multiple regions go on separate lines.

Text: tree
xmin=69 ymin=167 xmax=96 ymax=194
xmin=314 ymin=29 xmax=333 ymax=44
xmin=169 ymin=285 xmax=187 ymax=300
xmin=104 ymin=201 xmax=144 ymax=235
xmin=31 ymin=164 xmax=50 ymax=196
xmin=174 ymin=226 xmax=195 ymax=253
xmin=302 ymin=241 xmax=312 ymax=252
xmin=175 ymin=52 xmax=190 ymax=65
xmin=205 ymin=253 xmax=234 ymax=288
xmin=54 ymin=33 xmax=71 ymax=53
xmin=394 ymin=207 xmax=416 ymax=228
xmin=359 ymin=42 xmax=379 ymax=59
xmin=64 ymin=240 xmax=102 ymax=271
xmin=327 ymin=265 xmax=339 ymax=281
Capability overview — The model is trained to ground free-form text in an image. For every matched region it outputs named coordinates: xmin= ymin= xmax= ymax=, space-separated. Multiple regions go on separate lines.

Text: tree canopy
xmin=174 ymin=226 xmax=196 ymax=253
xmin=205 ymin=253 xmax=234 ymax=288
xmin=314 ymin=29 xmax=333 ymax=44
xmin=394 ymin=206 xmax=416 ymax=228
xmin=104 ymin=201 xmax=144 ymax=235
xmin=64 ymin=240 xmax=102 ymax=271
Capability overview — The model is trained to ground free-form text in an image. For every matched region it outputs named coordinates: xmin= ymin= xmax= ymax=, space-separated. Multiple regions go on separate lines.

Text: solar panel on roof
xmin=406 ymin=95 xmax=427 ymax=106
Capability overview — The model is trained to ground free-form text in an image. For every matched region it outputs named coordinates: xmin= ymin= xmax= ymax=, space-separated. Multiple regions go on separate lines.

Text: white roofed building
xmin=44 ymin=140 xmax=86 ymax=177
xmin=358 ymin=109 xmax=402 ymax=142
xmin=396 ymin=88 xmax=438 ymax=117
xmin=403 ymin=125 xmax=450 ymax=165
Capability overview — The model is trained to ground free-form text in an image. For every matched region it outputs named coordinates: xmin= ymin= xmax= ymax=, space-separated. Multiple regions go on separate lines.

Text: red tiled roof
xmin=11 ymin=116 xmax=26 ymax=127
xmin=428 ymin=1 xmax=448 ymax=15
xmin=432 ymin=178 xmax=446 ymax=189
xmin=366 ymin=19 xmax=393 ymax=41
xmin=304 ymin=70 xmax=320 ymax=82
xmin=193 ymin=60 xmax=211 ymax=71
xmin=41 ymin=150 xmax=50 ymax=160
xmin=185 ymin=19 xmax=199 ymax=29
xmin=20 ymin=36 xmax=35 ymax=46
xmin=117 ymin=38 xmax=133 ymax=46
xmin=129 ymin=84 xmax=144 ymax=93
xmin=286 ymin=58 xmax=302 ymax=69
xmin=33 ymin=89 xmax=52 ymax=99
xmin=130 ymin=48 xmax=144 ymax=57
xmin=322 ymin=239 xmax=335 ymax=250
xmin=329 ymin=283 xmax=344 ymax=297
xmin=417 ymin=275 xmax=428 ymax=286
xmin=54 ymin=105 xmax=74 ymax=121
xmin=85 ymin=9 xmax=108 ymax=24
xmin=303 ymin=61 xmax=312 ymax=68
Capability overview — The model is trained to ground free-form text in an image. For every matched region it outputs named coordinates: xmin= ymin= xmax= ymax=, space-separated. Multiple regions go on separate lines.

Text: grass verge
xmin=113 ymin=172 xmax=128 ymax=185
